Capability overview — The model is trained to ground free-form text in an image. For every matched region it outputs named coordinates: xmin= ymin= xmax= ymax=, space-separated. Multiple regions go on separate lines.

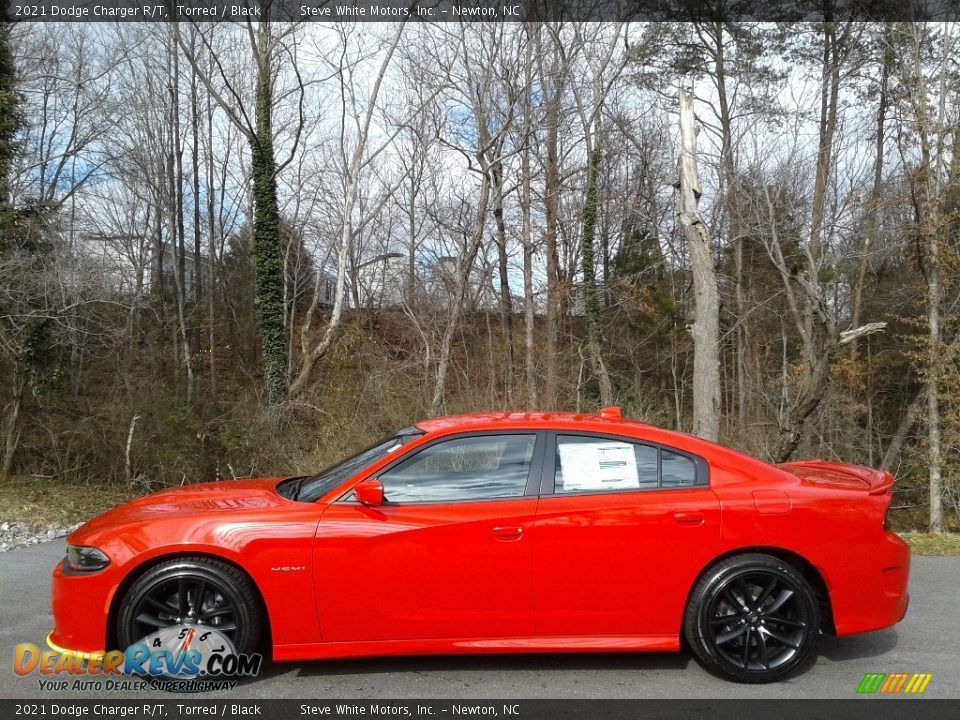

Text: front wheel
xmin=116 ymin=556 xmax=263 ymax=655
xmin=684 ymin=553 xmax=819 ymax=683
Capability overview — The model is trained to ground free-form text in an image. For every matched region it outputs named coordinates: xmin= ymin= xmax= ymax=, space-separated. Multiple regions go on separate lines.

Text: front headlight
xmin=65 ymin=545 xmax=110 ymax=572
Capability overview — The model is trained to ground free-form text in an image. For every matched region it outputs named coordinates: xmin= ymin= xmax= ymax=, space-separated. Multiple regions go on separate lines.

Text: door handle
xmin=673 ymin=512 xmax=704 ymax=526
xmin=492 ymin=526 xmax=524 ymax=541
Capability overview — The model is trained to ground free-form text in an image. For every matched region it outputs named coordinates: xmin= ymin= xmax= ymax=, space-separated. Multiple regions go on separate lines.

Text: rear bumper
xmin=830 ymin=531 xmax=910 ymax=636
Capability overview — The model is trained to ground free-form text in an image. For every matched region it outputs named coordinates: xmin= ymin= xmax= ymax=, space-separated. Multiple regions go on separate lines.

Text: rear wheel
xmin=684 ymin=553 xmax=819 ymax=683
xmin=116 ymin=557 xmax=262 ymax=654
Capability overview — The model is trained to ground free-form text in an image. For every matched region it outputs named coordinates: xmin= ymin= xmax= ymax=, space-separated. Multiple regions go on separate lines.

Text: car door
xmin=532 ymin=431 xmax=720 ymax=637
xmin=314 ymin=431 xmax=545 ymax=643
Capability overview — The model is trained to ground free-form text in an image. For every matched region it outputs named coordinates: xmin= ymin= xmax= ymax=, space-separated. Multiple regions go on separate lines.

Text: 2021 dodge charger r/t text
xmin=49 ymin=407 xmax=909 ymax=683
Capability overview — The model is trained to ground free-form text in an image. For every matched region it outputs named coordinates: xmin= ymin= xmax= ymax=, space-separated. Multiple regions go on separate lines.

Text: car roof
xmin=415 ymin=408 xmax=652 ymax=434
xmin=417 ymin=407 xmax=787 ymax=485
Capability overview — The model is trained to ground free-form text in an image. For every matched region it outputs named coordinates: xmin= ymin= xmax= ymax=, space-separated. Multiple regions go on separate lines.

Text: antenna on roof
xmin=597 ymin=406 xmax=622 ymax=420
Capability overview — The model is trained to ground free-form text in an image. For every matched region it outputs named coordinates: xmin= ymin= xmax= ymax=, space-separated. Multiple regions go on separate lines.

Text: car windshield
xmin=295 ymin=427 xmax=423 ymax=502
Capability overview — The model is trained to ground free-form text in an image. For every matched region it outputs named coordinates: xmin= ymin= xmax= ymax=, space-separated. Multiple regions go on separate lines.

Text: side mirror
xmin=354 ymin=478 xmax=384 ymax=507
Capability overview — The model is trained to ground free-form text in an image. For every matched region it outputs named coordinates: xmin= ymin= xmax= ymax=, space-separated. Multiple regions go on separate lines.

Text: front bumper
xmin=49 ymin=558 xmax=115 ymax=655
xmin=45 ymin=630 xmax=105 ymax=660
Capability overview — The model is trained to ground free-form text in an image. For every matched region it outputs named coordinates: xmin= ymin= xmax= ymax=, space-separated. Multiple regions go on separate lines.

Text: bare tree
xmin=894 ymin=24 xmax=957 ymax=532
xmin=166 ymin=25 xmax=194 ymax=401
xmin=676 ymin=85 xmax=721 ymax=442
xmin=754 ymin=24 xmax=886 ymax=462
xmin=429 ymin=180 xmax=491 ymax=415
xmin=288 ymin=21 xmax=411 ymax=397
xmin=536 ymin=24 xmax=568 ymax=410
xmin=519 ymin=25 xmax=539 ymax=406
xmin=569 ymin=23 xmax=625 ymax=407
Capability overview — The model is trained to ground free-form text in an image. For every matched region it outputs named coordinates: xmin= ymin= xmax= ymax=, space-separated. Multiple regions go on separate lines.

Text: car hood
xmin=69 ymin=477 xmax=289 ymax=542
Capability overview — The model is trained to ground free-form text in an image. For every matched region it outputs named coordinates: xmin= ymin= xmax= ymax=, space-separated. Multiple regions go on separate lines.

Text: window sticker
xmin=558 ymin=441 xmax=639 ymax=491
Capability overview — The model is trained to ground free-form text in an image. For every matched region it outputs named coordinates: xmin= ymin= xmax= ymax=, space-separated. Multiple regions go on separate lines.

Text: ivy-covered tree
xmin=0 ymin=24 xmax=57 ymax=480
xmin=174 ymin=18 xmax=293 ymax=405
xmin=0 ymin=21 xmax=22 ymax=478
xmin=0 ymin=21 xmax=22 ymax=231
xmin=580 ymin=127 xmax=614 ymax=406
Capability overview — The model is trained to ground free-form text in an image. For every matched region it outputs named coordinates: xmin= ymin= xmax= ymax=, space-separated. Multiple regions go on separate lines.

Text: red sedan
xmin=49 ymin=407 xmax=909 ymax=683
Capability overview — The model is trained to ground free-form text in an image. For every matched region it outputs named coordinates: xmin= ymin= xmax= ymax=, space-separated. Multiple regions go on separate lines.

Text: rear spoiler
xmin=777 ymin=459 xmax=895 ymax=495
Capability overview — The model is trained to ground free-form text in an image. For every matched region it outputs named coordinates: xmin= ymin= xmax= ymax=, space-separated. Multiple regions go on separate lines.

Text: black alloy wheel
xmin=684 ymin=553 xmax=820 ymax=683
xmin=116 ymin=557 xmax=262 ymax=655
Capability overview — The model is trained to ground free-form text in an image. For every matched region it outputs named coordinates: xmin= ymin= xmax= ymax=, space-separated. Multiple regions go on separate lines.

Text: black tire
xmin=116 ymin=556 xmax=263 ymax=655
xmin=684 ymin=553 xmax=819 ymax=683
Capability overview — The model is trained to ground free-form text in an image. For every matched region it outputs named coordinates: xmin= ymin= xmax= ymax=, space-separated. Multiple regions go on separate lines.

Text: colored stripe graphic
xmin=857 ymin=673 xmax=886 ymax=693
xmin=905 ymin=674 xmax=933 ymax=694
xmin=880 ymin=672 xmax=909 ymax=693
xmin=858 ymin=672 xmax=932 ymax=694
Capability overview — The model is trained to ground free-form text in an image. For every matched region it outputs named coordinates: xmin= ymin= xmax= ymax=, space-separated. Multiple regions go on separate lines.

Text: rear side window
xmin=380 ymin=434 xmax=536 ymax=504
xmin=554 ymin=435 xmax=704 ymax=494
xmin=661 ymin=449 xmax=698 ymax=487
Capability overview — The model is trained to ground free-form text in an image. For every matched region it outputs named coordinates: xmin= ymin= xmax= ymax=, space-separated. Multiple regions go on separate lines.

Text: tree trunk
xmin=250 ymin=62 xmax=287 ymax=405
xmin=167 ymin=29 xmax=194 ymax=402
xmin=850 ymin=27 xmax=891 ymax=355
xmin=880 ymin=388 xmax=925 ymax=473
xmin=521 ymin=67 xmax=537 ymax=408
xmin=431 ymin=176 xmax=490 ymax=415
xmin=287 ymin=20 xmax=406 ymax=398
xmin=922 ymin=141 xmax=943 ymax=533
xmin=900 ymin=24 xmax=947 ymax=532
xmin=926 ymin=219 xmax=942 ymax=533
xmin=124 ymin=415 xmax=141 ymax=487
xmin=711 ymin=24 xmax=747 ymax=436
xmin=170 ymin=17 xmax=290 ymax=404
xmin=769 ymin=24 xmax=847 ymax=461
xmin=288 ymin=170 xmax=355 ymax=397
xmin=188 ymin=47 xmax=204 ymax=404
xmin=407 ymin=176 xmax=418 ymax=307
xmin=152 ymin=201 xmax=165 ymax=300
xmin=190 ymin=35 xmax=202 ymax=307
xmin=580 ymin=124 xmax=613 ymax=406
xmin=677 ymin=86 xmax=721 ymax=442
xmin=491 ymin=159 xmax=514 ymax=403
xmin=543 ymin=108 xmax=561 ymax=410
xmin=541 ymin=31 xmax=561 ymax=410
xmin=205 ymin=44 xmax=218 ymax=405
xmin=1 ymin=361 xmax=24 ymax=479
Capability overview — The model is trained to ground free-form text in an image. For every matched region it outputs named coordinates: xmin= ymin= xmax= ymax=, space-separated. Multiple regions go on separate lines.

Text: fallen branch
xmin=124 ymin=415 xmax=141 ymax=488
xmin=838 ymin=322 xmax=887 ymax=346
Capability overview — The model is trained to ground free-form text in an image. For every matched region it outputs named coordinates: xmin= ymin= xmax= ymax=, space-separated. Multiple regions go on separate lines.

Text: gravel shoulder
xmin=0 ymin=521 xmax=82 ymax=552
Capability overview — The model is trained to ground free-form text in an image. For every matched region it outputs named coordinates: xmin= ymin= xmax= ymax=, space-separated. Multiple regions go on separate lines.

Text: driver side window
xmin=379 ymin=434 xmax=536 ymax=504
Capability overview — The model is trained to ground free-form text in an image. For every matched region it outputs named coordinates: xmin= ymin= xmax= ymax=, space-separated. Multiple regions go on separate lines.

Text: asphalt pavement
xmin=1 ymin=539 xmax=957 ymax=699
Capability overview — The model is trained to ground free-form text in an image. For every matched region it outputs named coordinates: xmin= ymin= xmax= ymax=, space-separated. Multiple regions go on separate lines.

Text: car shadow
xmin=245 ymin=650 xmax=694 ymax=683
xmin=234 ymin=630 xmax=899 ymax=688
xmin=816 ymin=628 xmax=900 ymax=661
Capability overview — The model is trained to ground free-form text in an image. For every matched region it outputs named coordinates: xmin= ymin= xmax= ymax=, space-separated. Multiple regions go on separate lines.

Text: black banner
xmin=1 ymin=700 xmax=959 ymax=720
xmin=4 ymin=0 xmax=960 ymax=23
